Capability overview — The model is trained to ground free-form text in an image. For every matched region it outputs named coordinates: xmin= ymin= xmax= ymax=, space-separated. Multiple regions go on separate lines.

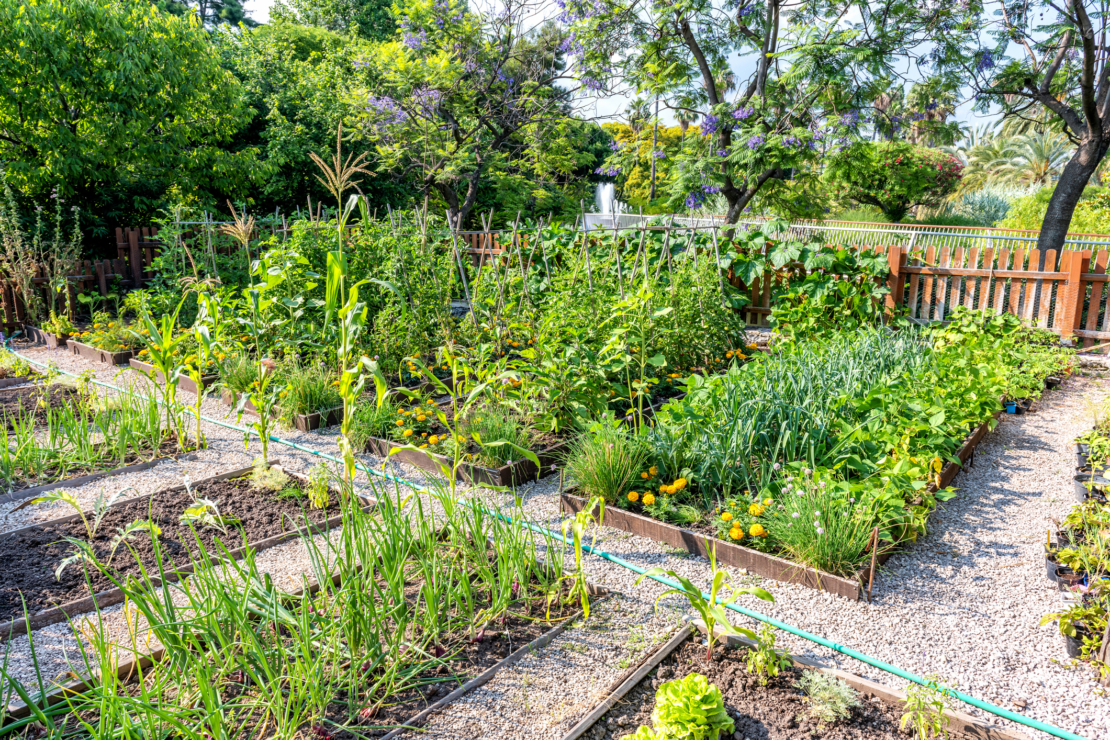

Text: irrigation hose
xmin=5 ymin=347 xmax=1091 ymax=740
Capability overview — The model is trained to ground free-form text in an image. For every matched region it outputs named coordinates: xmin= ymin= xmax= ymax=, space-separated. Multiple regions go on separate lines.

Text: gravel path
xmin=3 ymin=344 xmax=1109 ymax=740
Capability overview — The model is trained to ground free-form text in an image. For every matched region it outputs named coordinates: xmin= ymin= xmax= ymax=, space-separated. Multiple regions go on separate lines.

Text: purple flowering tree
xmin=352 ymin=0 xmax=588 ymax=227
xmin=562 ymin=0 xmax=942 ymax=225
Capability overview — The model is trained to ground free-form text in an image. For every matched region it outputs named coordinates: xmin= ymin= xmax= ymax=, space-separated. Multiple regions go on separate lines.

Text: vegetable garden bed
xmin=67 ymin=339 xmax=133 ymax=367
xmin=0 ymin=449 xmax=197 ymax=506
xmin=0 ymin=383 xmax=79 ymax=428
xmin=561 ymin=622 xmax=1029 ymax=740
xmin=0 ymin=462 xmax=364 ymax=638
xmin=562 ymin=410 xmax=1001 ymax=600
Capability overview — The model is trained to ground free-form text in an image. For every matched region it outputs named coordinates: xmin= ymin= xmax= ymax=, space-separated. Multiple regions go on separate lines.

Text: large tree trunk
xmin=1038 ymin=137 xmax=1110 ymax=255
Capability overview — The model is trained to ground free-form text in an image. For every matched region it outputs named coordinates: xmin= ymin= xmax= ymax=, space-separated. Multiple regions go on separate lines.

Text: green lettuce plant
xmin=651 ymin=673 xmax=734 ymax=740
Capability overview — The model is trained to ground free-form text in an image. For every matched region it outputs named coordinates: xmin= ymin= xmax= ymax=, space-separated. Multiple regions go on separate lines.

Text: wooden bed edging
xmin=559 ymin=624 xmax=694 ymax=740
xmin=0 ymin=452 xmax=198 ymax=506
xmin=21 ymin=325 xmax=68 ymax=349
xmin=68 ymin=340 xmax=133 ymax=367
xmin=364 ymin=436 xmax=568 ymax=488
xmin=128 ymin=358 xmax=218 ymax=396
xmin=0 ymin=461 xmax=371 ymax=645
xmin=380 ymin=590 xmax=609 ymax=740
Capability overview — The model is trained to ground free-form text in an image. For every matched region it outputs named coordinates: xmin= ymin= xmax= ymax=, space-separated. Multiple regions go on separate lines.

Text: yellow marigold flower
xmin=421 ymin=432 xmax=427 ymax=437
xmin=729 ymin=527 xmax=743 ymax=540
xmin=726 ymin=351 xmax=733 ymax=358
xmin=628 ymin=491 xmax=639 ymax=502
xmin=402 ymin=429 xmax=414 ymax=438
xmin=641 ymin=472 xmax=650 ymax=479
xmin=659 ymin=484 xmax=668 ymax=493
xmin=429 ymin=435 xmax=439 ymax=445
xmin=417 ymin=414 xmax=427 ymax=422
xmin=748 ymin=503 xmax=764 ymax=517
xmin=642 ymin=493 xmax=655 ymax=506
xmin=673 ymin=478 xmax=687 ymax=490
xmin=649 ymin=466 xmax=658 ymax=476
xmin=397 ymin=409 xmax=405 ymax=414
xmin=750 ymin=523 xmax=766 ymax=537
xmin=420 ymin=444 xmax=428 ymax=449
xmin=721 ymin=511 xmax=733 ymax=522
xmin=395 ymin=420 xmax=404 ymax=427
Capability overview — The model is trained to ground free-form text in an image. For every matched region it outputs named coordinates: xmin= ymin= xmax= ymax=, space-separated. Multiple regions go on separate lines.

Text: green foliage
xmin=997 ymin=186 xmax=1110 ymax=235
xmin=461 ymin=405 xmax=531 ymax=468
xmin=564 ymin=419 xmax=650 ymax=505
xmin=0 ymin=0 xmax=260 ymax=232
xmin=798 ymin=671 xmax=860 ymax=726
xmin=900 ymin=675 xmax=953 ymax=740
xmin=638 ymin=541 xmax=774 ymax=660
xmin=306 ymin=464 xmax=331 ymax=510
xmin=744 ymin=622 xmax=792 ymax=686
xmin=826 ymin=142 xmax=963 ymax=223
xmin=651 ymin=674 xmax=734 ymax=740
xmin=768 ymin=243 xmax=892 ymax=341
xmin=271 ymin=0 xmax=396 ymax=42
xmin=277 ymin=360 xmax=342 ymax=426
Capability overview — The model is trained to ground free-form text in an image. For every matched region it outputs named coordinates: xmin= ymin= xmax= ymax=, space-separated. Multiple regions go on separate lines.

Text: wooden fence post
xmin=886 ymin=245 xmax=905 ymax=315
xmin=128 ymin=229 xmax=143 ymax=289
xmin=1059 ymin=249 xmax=1086 ymax=342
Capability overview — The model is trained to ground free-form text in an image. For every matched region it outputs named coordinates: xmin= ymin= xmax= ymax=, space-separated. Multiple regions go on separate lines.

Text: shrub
xmin=826 ymin=141 xmax=963 ymax=223
xmin=997 ymin=185 xmax=1110 ymax=234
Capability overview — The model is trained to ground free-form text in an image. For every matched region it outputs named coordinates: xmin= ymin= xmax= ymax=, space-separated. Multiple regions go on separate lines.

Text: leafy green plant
xmin=744 ymin=622 xmax=792 ymax=686
xmin=798 ymin=671 xmax=860 ymax=726
xmin=277 ymin=359 xmax=342 ymax=426
xmin=306 ymin=464 xmax=330 ymax=510
xmin=638 ymin=540 xmax=774 ymax=660
xmin=461 ymin=405 xmax=531 ymax=468
xmin=900 ymin=675 xmax=953 ymax=740
xmin=564 ymin=418 xmax=650 ymax=504
xmin=826 ymin=141 xmax=963 ymax=223
xmin=651 ymin=673 xmax=734 ymax=740
xmin=180 ymin=477 xmax=239 ymax=534
xmin=30 ymin=487 xmax=132 ymax=540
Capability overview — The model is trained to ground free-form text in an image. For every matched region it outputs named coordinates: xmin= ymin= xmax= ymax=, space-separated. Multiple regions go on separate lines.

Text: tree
xmin=932 ymin=0 xmax=1110 ymax=254
xmin=562 ymin=0 xmax=938 ymax=224
xmin=353 ymin=0 xmax=587 ymax=227
xmin=270 ymin=0 xmax=396 ymax=42
xmin=0 ymin=0 xmax=260 ymax=237
xmin=215 ymin=22 xmax=411 ymax=214
xmin=155 ymin=0 xmax=257 ymax=27
xmin=826 ymin=141 xmax=963 ymax=222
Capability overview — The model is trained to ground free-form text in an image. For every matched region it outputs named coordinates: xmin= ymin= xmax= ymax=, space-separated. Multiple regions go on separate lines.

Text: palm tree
xmin=627 ymin=98 xmax=651 ymax=134
xmin=994 ymin=131 xmax=1073 ymax=187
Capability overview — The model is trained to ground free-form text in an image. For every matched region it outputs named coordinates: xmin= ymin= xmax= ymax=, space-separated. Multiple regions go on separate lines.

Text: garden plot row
xmin=0 ymin=458 xmax=606 ymax=739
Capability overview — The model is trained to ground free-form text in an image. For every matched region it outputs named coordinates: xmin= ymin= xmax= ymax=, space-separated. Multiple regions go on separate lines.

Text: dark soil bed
xmin=0 ymin=384 xmax=80 ymax=427
xmin=583 ymin=635 xmax=909 ymax=740
xmin=0 ymin=474 xmax=341 ymax=622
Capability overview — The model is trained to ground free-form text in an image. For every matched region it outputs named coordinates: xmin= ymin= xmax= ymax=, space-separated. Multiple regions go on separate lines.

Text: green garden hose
xmin=6 ymin=348 xmax=1091 ymax=740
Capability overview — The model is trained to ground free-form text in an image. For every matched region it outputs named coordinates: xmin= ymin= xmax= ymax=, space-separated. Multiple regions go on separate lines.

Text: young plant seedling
xmin=636 ymin=538 xmax=774 ymax=660
xmin=900 ymin=674 xmax=953 ymax=740
xmin=745 ymin=622 xmax=793 ymax=685
xmin=29 ymin=486 xmax=135 ymax=540
xmin=180 ymin=477 xmax=239 ymax=534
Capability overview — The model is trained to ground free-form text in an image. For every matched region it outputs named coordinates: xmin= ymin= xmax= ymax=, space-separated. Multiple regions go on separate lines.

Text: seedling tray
xmin=21 ymin=325 xmax=69 ymax=349
xmin=129 ymin=358 xmax=219 ymax=396
xmin=559 ymin=621 xmax=1030 ymax=740
xmin=0 ymin=461 xmax=372 ymax=643
xmin=68 ymin=339 xmax=134 ymax=367
xmin=363 ymin=435 xmax=568 ymax=487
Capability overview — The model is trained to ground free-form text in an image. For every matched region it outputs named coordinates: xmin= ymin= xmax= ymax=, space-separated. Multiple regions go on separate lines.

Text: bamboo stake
xmin=613 ymin=226 xmax=625 ymax=300
xmin=653 ymin=218 xmax=674 ymax=282
xmin=481 ymin=212 xmax=506 ymax=317
xmin=866 ymin=527 xmax=880 ymax=603
xmin=710 ymin=226 xmax=728 ymax=309
xmin=446 ymin=210 xmax=477 ymax=328
xmin=579 ymin=200 xmax=594 ymax=290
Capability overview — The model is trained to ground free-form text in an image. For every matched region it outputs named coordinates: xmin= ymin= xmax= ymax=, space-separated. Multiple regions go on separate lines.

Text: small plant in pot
xmin=1040 ymin=580 xmax=1108 ymax=660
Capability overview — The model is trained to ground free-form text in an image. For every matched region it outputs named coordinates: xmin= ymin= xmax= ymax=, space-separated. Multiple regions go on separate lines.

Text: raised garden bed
xmin=0 ymin=462 xmax=367 ymax=639
xmin=128 ymin=358 xmax=219 ymax=396
xmin=0 ymin=446 xmax=198 ymax=506
xmin=562 ymin=411 xmax=1000 ymax=600
xmin=21 ymin=325 xmax=70 ymax=349
xmin=561 ymin=622 xmax=1028 ymax=740
xmin=68 ymin=339 xmax=134 ymax=367
xmin=219 ymin=389 xmax=343 ymax=431
xmin=364 ymin=434 xmax=568 ymax=487
xmin=0 ymin=383 xmax=80 ymax=428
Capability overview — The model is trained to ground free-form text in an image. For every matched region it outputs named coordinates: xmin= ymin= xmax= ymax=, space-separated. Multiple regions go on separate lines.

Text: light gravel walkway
xmin=3 ymin=344 xmax=1109 ymax=740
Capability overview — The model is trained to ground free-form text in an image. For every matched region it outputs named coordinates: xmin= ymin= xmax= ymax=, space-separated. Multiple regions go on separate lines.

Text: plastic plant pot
xmin=1004 ymin=401 xmax=1018 ymax=413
